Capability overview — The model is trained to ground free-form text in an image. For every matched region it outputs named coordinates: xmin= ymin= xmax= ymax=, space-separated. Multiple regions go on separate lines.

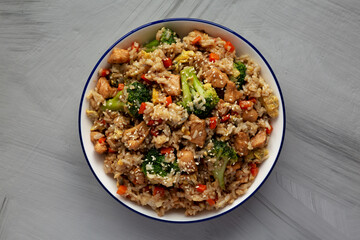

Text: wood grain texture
xmin=1 ymin=0 xmax=359 ymax=239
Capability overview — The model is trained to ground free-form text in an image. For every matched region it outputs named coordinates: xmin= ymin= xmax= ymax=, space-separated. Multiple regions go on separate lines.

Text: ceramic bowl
xmin=79 ymin=18 xmax=285 ymax=223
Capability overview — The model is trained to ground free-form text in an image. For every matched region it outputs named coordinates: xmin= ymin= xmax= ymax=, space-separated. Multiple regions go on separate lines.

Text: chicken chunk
xmin=129 ymin=167 xmax=146 ymax=185
xmin=188 ymin=114 xmax=207 ymax=147
xmin=216 ymin=99 xmax=230 ymax=116
xmin=177 ymin=149 xmax=197 ymax=173
xmin=94 ymin=141 xmax=107 ymax=154
xmin=96 ymin=77 xmax=118 ymax=99
xmin=242 ymin=108 xmax=258 ymax=122
xmin=224 ymin=81 xmax=242 ymax=103
xmin=251 ymin=130 xmax=267 ymax=149
xmin=90 ymin=131 xmax=104 ymax=144
xmin=122 ymin=121 xmax=150 ymax=150
xmin=162 ymin=74 xmax=181 ymax=96
xmin=234 ymin=132 xmax=249 ymax=156
xmin=205 ymin=68 xmax=229 ymax=88
xmin=107 ymin=48 xmax=130 ymax=64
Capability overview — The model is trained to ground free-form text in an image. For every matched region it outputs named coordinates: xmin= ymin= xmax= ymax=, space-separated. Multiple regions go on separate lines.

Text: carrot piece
xmin=224 ymin=41 xmax=235 ymax=52
xmin=117 ymin=83 xmax=124 ymax=91
xmin=138 ymin=102 xmax=146 ymax=114
xmin=209 ymin=117 xmax=217 ymax=130
xmin=153 ymin=186 xmax=165 ymax=197
xmin=98 ymin=137 xmax=106 ymax=144
xmin=250 ymin=163 xmax=259 ymax=177
xmin=165 ymin=96 xmax=172 ymax=106
xmin=207 ymin=198 xmax=216 ymax=206
xmin=196 ymin=184 xmax=207 ymax=193
xmin=117 ymin=185 xmax=127 ymax=195
xmin=192 ymin=36 xmax=201 ymax=45
xmin=209 ymin=53 xmax=219 ymax=62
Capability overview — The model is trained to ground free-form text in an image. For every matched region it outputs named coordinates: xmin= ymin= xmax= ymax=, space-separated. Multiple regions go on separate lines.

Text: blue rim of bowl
xmin=78 ymin=18 xmax=286 ymax=224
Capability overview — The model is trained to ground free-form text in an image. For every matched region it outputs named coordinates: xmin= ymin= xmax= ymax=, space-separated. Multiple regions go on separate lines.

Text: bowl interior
xmin=79 ymin=19 xmax=285 ymax=223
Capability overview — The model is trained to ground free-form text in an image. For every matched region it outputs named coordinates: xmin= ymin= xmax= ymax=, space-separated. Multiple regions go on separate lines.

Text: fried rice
xmin=86 ymin=28 xmax=279 ymax=216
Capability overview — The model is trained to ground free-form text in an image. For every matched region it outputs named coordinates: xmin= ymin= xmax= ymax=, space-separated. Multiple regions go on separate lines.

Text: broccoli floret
xmin=101 ymin=90 xmax=126 ymax=111
xmin=159 ymin=27 xmax=177 ymax=45
xmin=179 ymin=66 xmax=219 ymax=118
xmin=230 ymin=61 xmax=247 ymax=90
xmin=144 ymin=39 xmax=160 ymax=52
xmin=101 ymin=81 xmax=151 ymax=118
xmin=210 ymin=140 xmax=239 ymax=189
xmin=141 ymin=148 xmax=179 ymax=177
xmin=126 ymin=82 xmax=151 ymax=118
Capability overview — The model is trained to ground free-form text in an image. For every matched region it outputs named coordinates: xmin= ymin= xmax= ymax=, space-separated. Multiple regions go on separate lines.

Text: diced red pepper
xmin=209 ymin=53 xmax=219 ymax=62
xmin=266 ymin=124 xmax=273 ymax=135
xmin=117 ymin=83 xmax=124 ymax=91
xmin=100 ymin=68 xmax=110 ymax=77
xmin=196 ymin=184 xmax=207 ymax=193
xmin=224 ymin=41 xmax=235 ymax=52
xmin=141 ymin=74 xmax=151 ymax=84
xmin=250 ymin=163 xmax=259 ymax=177
xmin=138 ymin=102 xmax=146 ymax=114
xmin=131 ymin=41 xmax=139 ymax=51
xmin=160 ymin=147 xmax=174 ymax=155
xmin=150 ymin=128 xmax=159 ymax=136
xmin=239 ymin=100 xmax=254 ymax=110
xmin=220 ymin=114 xmax=230 ymax=123
xmin=207 ymin=198 xmax=216 ymax=206
xmin=209 ymin=117 xmax=217 ymax=129
xmin=117 ymin=185 xmax=127 ymax=195
xmin=192 ymin=36 xmax=201 ymax=45
xmin=165 ymin=96 xmax=172 ymax=106
xmin=100 ymin=119 xmax=106 ymax=125
xmin=153 ymin=186 xmax=165 ymax=197
xmin=162 ymin=58 xmax=172 ymax=68
xmin=98 ymin=137 xmax=106 ymax=144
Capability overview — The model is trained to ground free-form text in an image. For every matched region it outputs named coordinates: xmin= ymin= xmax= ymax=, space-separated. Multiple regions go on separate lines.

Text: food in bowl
xmin=86 ymin=27 xmax=279 ymax=216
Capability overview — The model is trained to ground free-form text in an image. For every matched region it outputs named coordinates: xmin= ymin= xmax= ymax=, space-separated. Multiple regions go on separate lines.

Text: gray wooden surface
xmin=1 ymin=0 xmax=359 ymax=239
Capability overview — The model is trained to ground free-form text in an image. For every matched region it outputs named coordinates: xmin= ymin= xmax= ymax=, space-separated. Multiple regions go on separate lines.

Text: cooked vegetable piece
xmin=141 ymin=148 xmax=179 ymax=178
xmin=230 ymin=61 xmax=247 ymax=90
xmin=159 ymin=27 xmax=177 ymax=44
xmin=179 ymin=66 xmax=219 ymax=119
xmin=101 ymin=81 xmax=151 ymax=118
xmin=144 ymin=39 xmax=160 ymax=52
xmin=260 ymin=94 xmax=279 ymax=118
xmin=210 ymin=140 xmax=239 ymax=189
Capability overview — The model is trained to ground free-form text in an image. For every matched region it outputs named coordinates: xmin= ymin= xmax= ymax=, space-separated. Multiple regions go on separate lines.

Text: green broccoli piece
xmin=144 ymin=39 xmax=160 ymax=52
xmin=101 ymin=81 xmax=151 ymax=118
xmin=101 ymin=90 xmax=126 ymax=111
xmin=230 ymin=61 xmax=247 ymax=90
xmin=179 ymin=66 xmax=219 ymax=119
xmin=141 ymin=148 xmax=179 ymax=177
xmin=210 ymin=140 xmax=239 ymax=189
xmin=126 ymin=82 xmax=151 ymax=118
xmin=159 ymin=27 xmax=177 ymax=45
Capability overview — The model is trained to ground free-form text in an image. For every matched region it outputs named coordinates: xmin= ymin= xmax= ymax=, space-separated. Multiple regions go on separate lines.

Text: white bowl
xmin=79 ymin=18 xmax=285 ymax=223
